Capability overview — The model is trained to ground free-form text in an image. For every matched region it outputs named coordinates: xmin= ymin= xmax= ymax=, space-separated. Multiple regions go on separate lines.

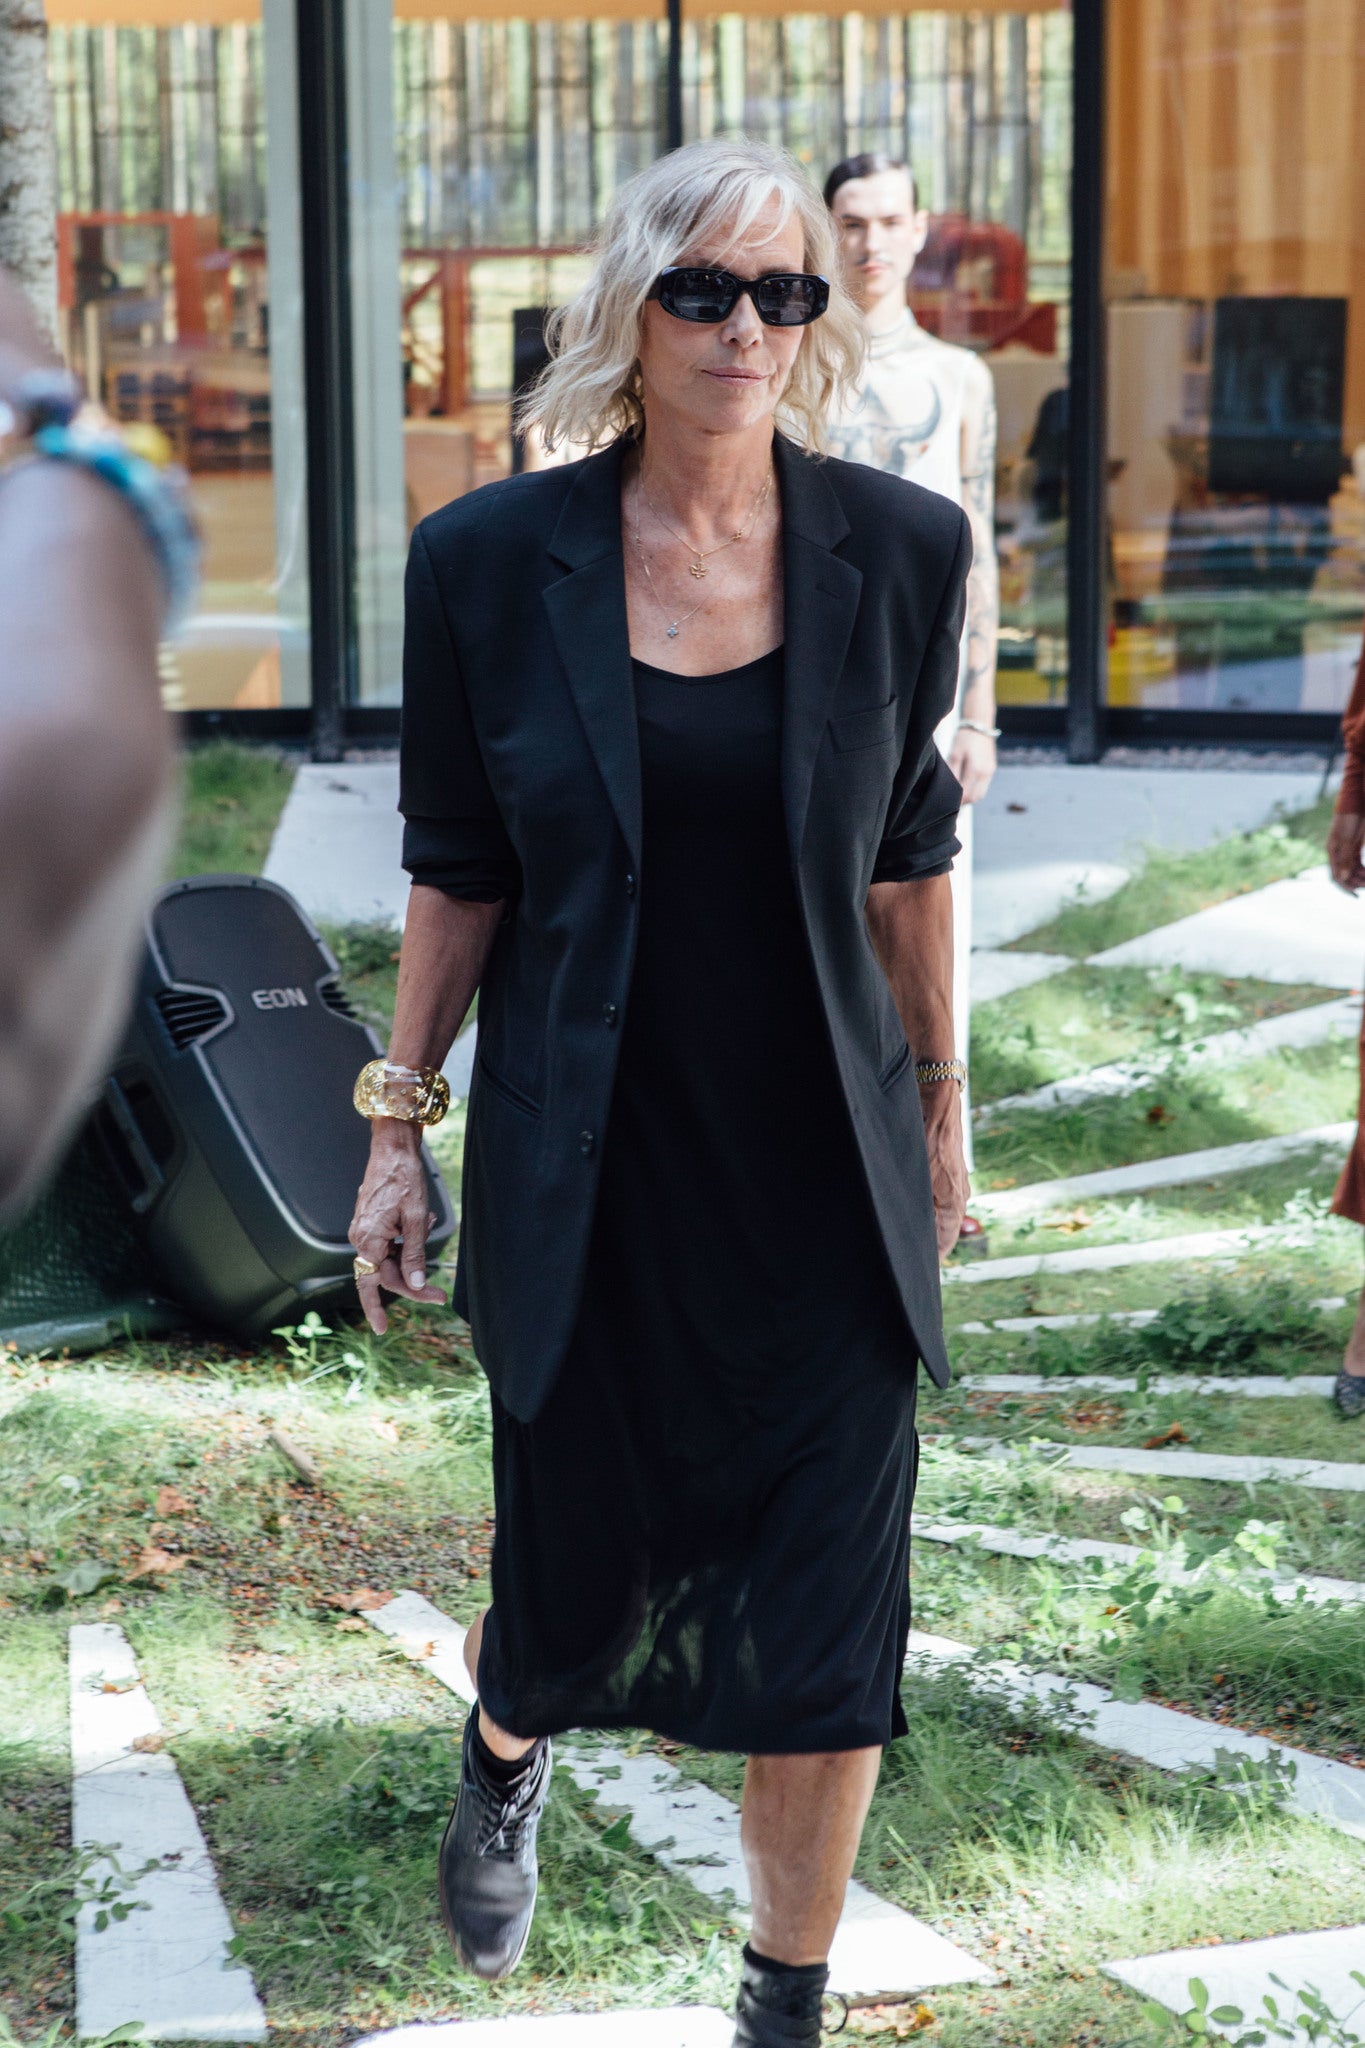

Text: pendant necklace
xmin=632 ymin=504 xmax=707 ymax=640
xmin=639 ymin=465 xmax=774 ymax=579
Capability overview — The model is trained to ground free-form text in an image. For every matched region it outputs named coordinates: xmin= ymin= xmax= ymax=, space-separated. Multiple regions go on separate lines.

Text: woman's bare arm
xmin=349 ymin=883 xmax=503 ymax=1332
xmin=865 ymin=874 xmax=969 ymax=1257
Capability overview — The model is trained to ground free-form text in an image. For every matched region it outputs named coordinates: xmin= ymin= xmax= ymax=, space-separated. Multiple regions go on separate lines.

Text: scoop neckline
xmin=632 ymin=644 xmax=784 ymax=686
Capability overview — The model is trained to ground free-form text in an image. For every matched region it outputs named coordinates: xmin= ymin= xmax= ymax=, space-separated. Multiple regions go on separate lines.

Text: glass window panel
xmin=1105 ymin=0 xmax=1365 ymax=717
xmin=48 ymin=8 xmax=310 ymax=712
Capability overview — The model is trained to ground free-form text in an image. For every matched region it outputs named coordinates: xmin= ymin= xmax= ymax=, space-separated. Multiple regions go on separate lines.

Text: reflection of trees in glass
xmin=49 ymin=24 xmax=266 ymax=243
xmin=49 ymin=14 xmax=1072 ymax=296
xmin=393 ymin=9 xmax=1072 ymax=292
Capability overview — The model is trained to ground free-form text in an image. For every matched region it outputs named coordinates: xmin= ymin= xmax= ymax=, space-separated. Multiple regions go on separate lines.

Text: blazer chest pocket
xmin=828 ymin=699 xmax=898 ymax=752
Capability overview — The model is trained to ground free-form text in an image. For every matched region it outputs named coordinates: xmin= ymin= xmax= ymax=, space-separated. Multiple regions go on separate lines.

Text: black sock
xmin=471 ymin=1707 xmax=543 ymax=1789
xmin=741 ymin=1944 xmax=829 ymax=2012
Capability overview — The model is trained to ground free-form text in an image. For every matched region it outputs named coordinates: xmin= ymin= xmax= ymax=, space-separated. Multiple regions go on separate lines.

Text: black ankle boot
xmin=731 ymin=1945 xmax=829 ymax=2047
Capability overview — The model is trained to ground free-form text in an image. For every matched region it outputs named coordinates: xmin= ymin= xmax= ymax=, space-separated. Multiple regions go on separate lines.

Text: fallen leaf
xmin=1143 ymin=1422 xmax=1189 ymax=1449
xmin=156 ymin=1485 xmax=190 ymax=1517
xmin=326 ymin=1587 xmax=393 ymax=1612
xmin=1044 ymin=1206 xmax=1094 ymax=1234
xmin=368 ymin=1417 xmax=399 ymax=1443
xmin=129 ymin=1545 xmax=189 ymax=1580
xmin=334 ymin=1617 xmax=369 ymax=1633
xmin=100 ymin=1680 xmax=137 ymax=1694
xmin=1145 ymin=1103 xmax=1175 ymax=1124
xmin=989 ymin=1176 xmax=1018 ymax=1191
xmin=132 ymin=1732 xmax=165 ymax=1754
xmin=100 ymin=1597 xmax=124 ymax=1616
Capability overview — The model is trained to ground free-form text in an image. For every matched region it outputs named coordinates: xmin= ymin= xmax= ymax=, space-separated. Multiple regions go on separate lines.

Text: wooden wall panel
xmin=1107 ymin=0 xmax=1365 ymax=443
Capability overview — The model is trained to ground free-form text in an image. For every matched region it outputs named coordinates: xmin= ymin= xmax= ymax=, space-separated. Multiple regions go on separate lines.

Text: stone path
xmin=952 ymin=1299 xmax=1346 ymax=1336
xmin=959 ymin=1437 xmax=1365 ymax=1494
xmin=942 ymin=1225 xmax=1278 ymax=1287
xmin=914 ymin=1518 xmax=1365 ymax=1607
xmin=365 ymin=1592 xmax=994 ymax=2002
xmin=69 ymin=1622 xmax=266 ymax=2043
xmin=1105 ymin=1924 xmax=1365 ymax=2039
xmin=904 ymin=1631 xmax=1365 ymax=1837
xmin=265 ymin=761 xmax=404 ymax=928
xmin=960 ymin=1371 xmax=1335 ymax=1398
xmin=353 ymin=2015 xmax=736 ymax=2046
xmin=975 ymin=996 xmax=1362 ymax=1128
xmin=1090 ymin=865 xmax=1365 ymax=989
xmin=973 ymin=1123 xmax=1354 ymax=1221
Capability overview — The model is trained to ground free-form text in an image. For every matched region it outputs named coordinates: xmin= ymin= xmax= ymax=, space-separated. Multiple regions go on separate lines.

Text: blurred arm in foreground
xmin=0 ymin=265 xmax=175 ymax=1218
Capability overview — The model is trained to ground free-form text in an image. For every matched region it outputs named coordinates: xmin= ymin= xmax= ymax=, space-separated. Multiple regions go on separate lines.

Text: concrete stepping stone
xmin=943 ymin=1225 xmax=1277 ymax=1287
xmin=974 ymin=1122 xmax=1354 ymax=1221
xmin=1018 ymin=1441 xmax=1365 ymax=1494
xmin=263 ymin=761 xmax=403 ymax=928
xmin=952 ymin=1299 xmax=1346 ymax=1337
xmin=1105 ymin=1923 xmax=1365 ymax=2039
xmin=973 ymin=763 xmax=1324 ymax=952
xmin=364 ymin=1593 xmax=994 ymax=2002
xmin=914 ymin=1518 xmax=1365 ymax=1606
xmin=1089 ymin=865 xmax=1365 ymax=989
xmin=970 ymin=950 xmax=1074 ymax=1005
xmin=958 ymin=1373 xmax=1336 ymax=1399
xmin=903 ymin=1631 xmax=1365 ymax=1837
xmin=975 ymin=996 xmax=1362 ymax=1128
xmin=352 ymin=2014 xmax=735 ymax=2046
xmin=69 ymin=1623 xmax=266 ymax=2043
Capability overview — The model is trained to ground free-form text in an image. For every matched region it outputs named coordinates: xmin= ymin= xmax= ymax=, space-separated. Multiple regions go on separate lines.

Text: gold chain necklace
xmin=632 ymin=501 xmax=709 ymax=641
xmin=639 ymin=466 xmax=773 ymax=579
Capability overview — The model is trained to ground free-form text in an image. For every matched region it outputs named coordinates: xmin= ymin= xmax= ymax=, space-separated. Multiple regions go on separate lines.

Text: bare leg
xmin=740 ymin=1749 xmax=882 ymax=1964
xmin=462 ymin=1608 xmax=538 ymax=1763
xmin=1344 ymin=1288 xmax=1365 ymax=1377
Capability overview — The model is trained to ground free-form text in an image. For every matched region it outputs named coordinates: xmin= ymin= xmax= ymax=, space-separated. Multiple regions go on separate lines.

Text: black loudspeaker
xmin=93 ymin=874 xmax=454 ymax=1340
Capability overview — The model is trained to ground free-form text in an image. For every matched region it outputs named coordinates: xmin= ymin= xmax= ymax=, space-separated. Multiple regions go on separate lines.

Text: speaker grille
xmin=318 ymin=978 xmax=358 ymax=1021
xmin=155 ymin=987 xmax=230 ymax=1051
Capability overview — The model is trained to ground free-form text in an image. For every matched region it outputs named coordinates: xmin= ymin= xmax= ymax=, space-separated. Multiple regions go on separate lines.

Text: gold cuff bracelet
xmin=353 ymin=1057 xmax=451 ymax=1127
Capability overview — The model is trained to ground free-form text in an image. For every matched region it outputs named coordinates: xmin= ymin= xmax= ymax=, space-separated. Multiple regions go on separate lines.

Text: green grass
xmin=972 ymin=1035 xmax=1357 ymax=1191
xmin=972 ymin=964 xmax=1340 ymax=1108
xmin=171 ymin=741 xmax=297 ymax=880
xmin=1012 ymin=797 xmax=1335 ymax=957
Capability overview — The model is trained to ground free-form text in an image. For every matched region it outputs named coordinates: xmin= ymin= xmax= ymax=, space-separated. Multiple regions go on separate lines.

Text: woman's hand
xmin=1328 ymin=811 xmax=1365 ymax=894
xmin=947 ymin=724 xmax=996 ymax=806
xmin=919 ymin=1079 xmax=970 ymax=1259
xmin=349 ymin=1119 xmax=448 ymax=1335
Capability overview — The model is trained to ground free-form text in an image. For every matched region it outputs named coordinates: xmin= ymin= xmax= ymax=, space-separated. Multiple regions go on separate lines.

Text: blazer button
xmin=579 ymin=1130 xmax=596 ymax=1156
xmin=624 ymin=872 xmax=637 ymax=897
xmin=602 ymin=1002 xmax=618 ymax=1027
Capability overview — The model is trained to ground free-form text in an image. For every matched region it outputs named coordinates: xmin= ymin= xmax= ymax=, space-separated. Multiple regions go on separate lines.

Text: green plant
xmin=1161 ymin=1969 xmax=1365 ymax=2044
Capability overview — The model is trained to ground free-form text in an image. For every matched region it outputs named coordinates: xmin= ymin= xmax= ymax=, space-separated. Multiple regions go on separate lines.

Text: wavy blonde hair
xmin=529 ymin=137 xmax=865 ymax=457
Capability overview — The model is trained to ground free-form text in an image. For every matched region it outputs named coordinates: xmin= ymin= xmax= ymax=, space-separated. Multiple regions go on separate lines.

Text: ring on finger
xmin=353 ymin=1255 xmax=380 ymax=1277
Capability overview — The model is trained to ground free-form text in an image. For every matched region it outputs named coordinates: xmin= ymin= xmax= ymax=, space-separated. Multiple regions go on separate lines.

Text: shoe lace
xmin=474 ymin=1758 xmax=544 ymax=1858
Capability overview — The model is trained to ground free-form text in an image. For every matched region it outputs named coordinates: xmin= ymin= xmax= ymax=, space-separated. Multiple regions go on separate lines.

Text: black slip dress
xmin=475 ymin=644 xmax=921 ymax=1754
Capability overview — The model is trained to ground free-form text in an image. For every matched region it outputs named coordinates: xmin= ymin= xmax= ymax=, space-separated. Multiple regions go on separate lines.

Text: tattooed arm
xmin=947 ymin=353 xmax=999 ymax=805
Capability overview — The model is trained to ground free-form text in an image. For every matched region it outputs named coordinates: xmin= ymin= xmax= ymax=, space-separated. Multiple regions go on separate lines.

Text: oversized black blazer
xmin=401 ymin=432 xmax=970 ymax=1422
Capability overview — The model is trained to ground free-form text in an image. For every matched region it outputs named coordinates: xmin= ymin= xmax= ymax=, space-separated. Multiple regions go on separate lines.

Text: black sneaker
xmin=438 ymin=1710 xmax=552 ymax=1980
xmin=731 ymin=1948 xmax=829 ymax=2047
xmin=1335 ymin=1369 xmax=1365 ymax=1419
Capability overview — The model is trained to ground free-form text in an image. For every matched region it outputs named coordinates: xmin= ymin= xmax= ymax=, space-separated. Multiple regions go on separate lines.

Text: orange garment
xmin=1331 ymin=635 xmax=1365 ymax=1225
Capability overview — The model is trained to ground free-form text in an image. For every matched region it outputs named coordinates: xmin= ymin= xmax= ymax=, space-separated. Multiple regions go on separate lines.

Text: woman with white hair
xmin=349 ymin=136 xmax=970 ymax=2046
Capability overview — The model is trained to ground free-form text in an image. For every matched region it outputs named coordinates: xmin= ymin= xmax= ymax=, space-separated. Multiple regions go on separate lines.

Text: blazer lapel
xmin=543 ymin=442 xmax=642 ymax=869
xmin=775 ymin=436 xmax=863 ymax=871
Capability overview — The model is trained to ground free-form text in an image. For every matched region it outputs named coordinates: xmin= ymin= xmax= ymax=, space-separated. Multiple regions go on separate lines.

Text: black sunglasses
xmin=649 ymin=266 xmax=830 ymax=328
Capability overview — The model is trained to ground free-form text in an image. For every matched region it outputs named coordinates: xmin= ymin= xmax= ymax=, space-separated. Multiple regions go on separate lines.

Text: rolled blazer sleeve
xmin=399 ymin=523 xmax=522 ymax=904
xmin=871 ymin=508 xmax=971 ymax=885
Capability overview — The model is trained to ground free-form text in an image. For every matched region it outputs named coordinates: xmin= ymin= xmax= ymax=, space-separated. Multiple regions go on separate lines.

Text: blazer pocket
xmin=476 ymin=1051 xmax=543 ymax=1118
xmin=829 ymin=699 xmax=898 ymax=752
